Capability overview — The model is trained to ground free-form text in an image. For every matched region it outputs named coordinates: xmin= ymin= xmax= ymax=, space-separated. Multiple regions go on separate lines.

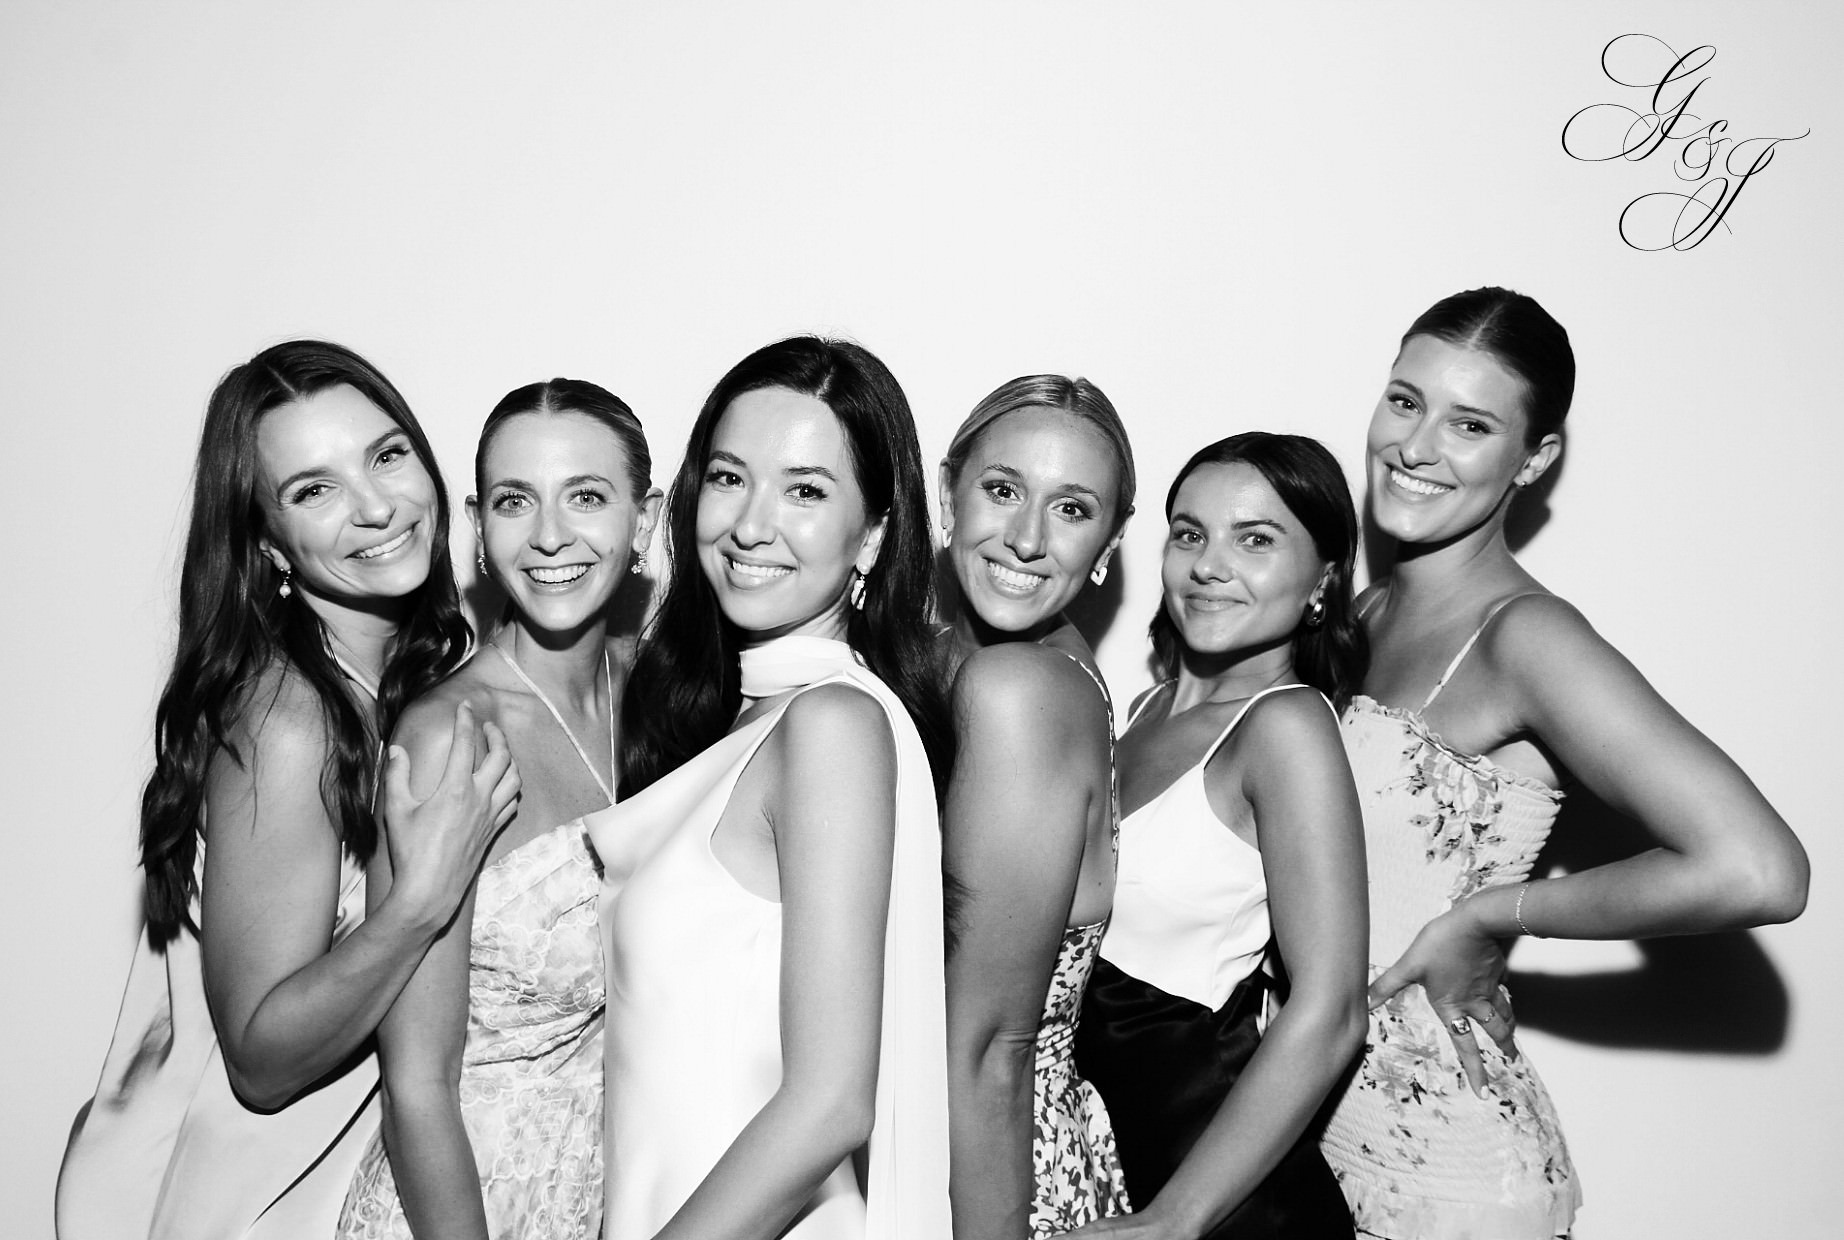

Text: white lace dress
xmin=336 ymin=820 xmax=606 ymax=1239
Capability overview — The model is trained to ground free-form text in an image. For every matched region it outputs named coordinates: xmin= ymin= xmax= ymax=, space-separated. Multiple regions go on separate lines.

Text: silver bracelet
xmin=1514 ymin=881 xmax=1543 ymax=938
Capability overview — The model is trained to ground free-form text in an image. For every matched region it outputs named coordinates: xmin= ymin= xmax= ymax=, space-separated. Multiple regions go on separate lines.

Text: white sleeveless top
xmin=1099 ymin=683 xmax=1334 ymax=1012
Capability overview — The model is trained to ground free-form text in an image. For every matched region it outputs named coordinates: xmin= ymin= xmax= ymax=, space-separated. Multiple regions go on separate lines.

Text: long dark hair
xmin=1401 ymin=286 xmax=1575 ymax=444
xmin=1149 ymin=433 xmax=1368 ymax=707
xmin=141 ymin=341 xmax=470 ymax=947
xmin=621 ymin=336 xmax=952 ymax=794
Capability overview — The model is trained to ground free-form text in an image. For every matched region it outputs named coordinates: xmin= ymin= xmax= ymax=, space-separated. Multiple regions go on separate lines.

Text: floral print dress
xmin=1319 ymin=600 xmax=1579 ymax=1240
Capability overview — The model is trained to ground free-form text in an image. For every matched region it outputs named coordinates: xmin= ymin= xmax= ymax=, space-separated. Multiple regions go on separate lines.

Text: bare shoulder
xmin=1477 ymin=592 xmax=1619 ymax=681
xmin=951 ymin=643 xmax=1107 ymax=736
xmin=221 ymin=661 xmax=331 ymax=773
xmin=776 ymin=680 xmax=897 ymax=768
xmin=393 ymin=664 xmax=492 ymax=751
xmin=1237 ymin=686 xmax=1342 ymax=757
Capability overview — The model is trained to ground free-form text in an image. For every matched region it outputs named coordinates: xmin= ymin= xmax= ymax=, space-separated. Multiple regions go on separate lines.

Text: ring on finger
xmin=1448 ymin=1015 xmax=1472 ymax=1036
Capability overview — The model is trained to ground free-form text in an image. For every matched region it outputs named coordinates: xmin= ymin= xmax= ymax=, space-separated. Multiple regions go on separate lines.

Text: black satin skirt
xmin=1074 ymin=957 xmax=1354 ymax=1240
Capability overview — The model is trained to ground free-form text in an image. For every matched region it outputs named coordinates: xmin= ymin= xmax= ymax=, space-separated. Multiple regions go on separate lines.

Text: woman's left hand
xmin=1367 ymin=902 xmax=1518 ymax=1095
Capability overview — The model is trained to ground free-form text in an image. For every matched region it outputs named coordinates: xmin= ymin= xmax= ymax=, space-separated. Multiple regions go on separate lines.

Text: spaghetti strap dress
xmin=1028 ymin=653 xmax=1130 ymax=1237
xmin=1075 ymin=684 xmax=1354 ymax=1240
xmin=337 ymin=645 xmax=613 ymax=1240
xmin=588 ymin=634 xmax=951 ymax=1240
xmin=1319 ymin=595 xmax=1579 ymax=1240
xmin=57 ymin=666 xmax=384 ymax=1240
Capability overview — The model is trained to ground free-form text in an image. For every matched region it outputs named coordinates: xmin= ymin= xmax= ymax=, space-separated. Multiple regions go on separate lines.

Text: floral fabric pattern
xmin=337 ymin=821 xmax=605 ymax=1240
xmin=1030 ymin=918 xmax=1131 ymax=1236
xmin=1319 ymin=697 xmax=1578 ymax=1240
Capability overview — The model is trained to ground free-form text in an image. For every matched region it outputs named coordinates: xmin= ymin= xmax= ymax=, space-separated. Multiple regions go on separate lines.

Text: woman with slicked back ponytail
xmin=58 ymin=341 xmax=519 ymax=1240
xmin=1320 ymin=288 xmax=1808 ymax=1239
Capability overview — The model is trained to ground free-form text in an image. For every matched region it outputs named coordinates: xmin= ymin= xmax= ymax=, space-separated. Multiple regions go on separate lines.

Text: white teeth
xmin=987 ymin=562 xmax=1045 ymax=592
xmin=528 ymin=564 xmax=590 ymax=584
xmin=353 ymin=527 xmax=413 ymax=559
xmin=727 ymin=557 xmax=792 ymax=580
xmin=1390 ymin=468 xmax=1452 ymax=496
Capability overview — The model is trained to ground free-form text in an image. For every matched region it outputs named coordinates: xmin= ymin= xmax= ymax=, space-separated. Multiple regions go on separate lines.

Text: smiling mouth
xmin=724 ymin=555 xmax=794 ymax=583
xmin=526 ymin=564 xmax=591 ymax=585
xmin=984 ymin=561 xmax=1047 ymax=593
xmin=1387 ymin=467 xmax=1453 ymax=497
xmin=352 ymin=525 xmax=416 ymax=559
xmin=1185 ymin=595 xmax=1242 ymax=612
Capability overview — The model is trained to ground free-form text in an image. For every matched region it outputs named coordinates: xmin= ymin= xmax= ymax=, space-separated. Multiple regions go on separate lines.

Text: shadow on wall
xmin=1360 ymin=452 xmax=1791 ymax=1056
xmin=1510 ymin=785 xmax=1791 ymax=1054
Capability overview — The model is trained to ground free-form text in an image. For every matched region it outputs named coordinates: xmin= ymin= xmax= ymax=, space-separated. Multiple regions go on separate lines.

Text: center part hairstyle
xmin=619 ymin=336 xmax=952 ymax=796
xmin=1401 ymin=286 xmax=1575 ymax=445
xmin=141 ymin=341 xmax=471 ymax=947
xmin=474 ymin=377 xmax=654 ymax=503
xmin=1150 ymin=432 xmax=1368 ymax=708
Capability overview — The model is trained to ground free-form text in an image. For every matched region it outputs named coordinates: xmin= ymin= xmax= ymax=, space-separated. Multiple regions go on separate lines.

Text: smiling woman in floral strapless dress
xmin=336 ymin=378 xmax=661 ymax=1240
xmin=590 ymin=337 xmax=954 ymax=1240
xmin=1318 ymin=288 xmax=1810 ymax=1240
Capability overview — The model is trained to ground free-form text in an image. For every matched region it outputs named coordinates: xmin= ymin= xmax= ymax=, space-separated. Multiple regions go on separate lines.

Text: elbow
xmin=1736 ymin=841 xmax=1810 ymax=926
xmin=949 ymin=1023 xmax=1037 ymax=1100
xmin=222 ymin=1054 xmax=303 ymax=1113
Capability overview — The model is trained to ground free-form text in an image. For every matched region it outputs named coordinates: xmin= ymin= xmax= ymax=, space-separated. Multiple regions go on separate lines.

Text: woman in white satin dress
xmin=591 ymin=336 xmax=955 ymax=1240
xmin=58 ymin=341 xmax=517 ymax=1240
xmin=337 ymin=378 xmax=661 ymax=1239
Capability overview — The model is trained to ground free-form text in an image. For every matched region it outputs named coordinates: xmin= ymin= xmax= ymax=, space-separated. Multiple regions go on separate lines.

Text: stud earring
xmin=631 ymin=551 xmax=648 ymax=576
xmin=278 ymin=567 xmax=293 ymax=599
xmin=1090 ymin=560 xmax=1109 ymax=587
xmin=942 ymin=525 xmax=953 ymax=548
xmin=1304 ymin=597 xmax=1326 ymax=629
xmin=850 ymin=569 xmax=867 ymax=611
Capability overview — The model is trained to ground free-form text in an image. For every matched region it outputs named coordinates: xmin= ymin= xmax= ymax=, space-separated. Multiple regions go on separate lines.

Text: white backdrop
xmin=4 ymin=3 xmax=1838 ymax=1236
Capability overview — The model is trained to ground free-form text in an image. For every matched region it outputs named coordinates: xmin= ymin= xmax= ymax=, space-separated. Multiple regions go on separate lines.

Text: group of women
xmin=58 ymin=288 xmax=1808 ymax=1240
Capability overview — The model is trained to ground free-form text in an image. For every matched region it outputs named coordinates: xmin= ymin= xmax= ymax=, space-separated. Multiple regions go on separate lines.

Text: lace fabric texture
xmin=337 ymin=820 xmax=605 ymax=1239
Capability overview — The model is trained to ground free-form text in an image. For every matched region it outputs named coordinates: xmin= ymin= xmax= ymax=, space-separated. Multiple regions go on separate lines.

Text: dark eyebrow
xmin=980 ymin=461 xmax=1103 ymax=503
xmin=708 ymin=449 xmax=746 ymax=468
xmin=784 ymin=464 xmax=840 ymax=482
xmin=1389 ymin=378 xmax=1506 ymax=424
xmin=274 ymin=429 xmax=407 ymax=501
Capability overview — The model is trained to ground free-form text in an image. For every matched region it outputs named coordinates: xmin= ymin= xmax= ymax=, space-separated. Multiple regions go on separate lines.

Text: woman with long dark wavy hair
xmin=1071 ymin=433 xmax=1369 ymax=1239
xmin=1317 ymin=288 xmax=1808 ymax=1240
xmin=935 ymin=375 xmax=1136 ymax=1240
xmin=588 ymin=336 xmax=953 ymax=1240
xmin=58 ymin=341 xmax=519 ymax=1240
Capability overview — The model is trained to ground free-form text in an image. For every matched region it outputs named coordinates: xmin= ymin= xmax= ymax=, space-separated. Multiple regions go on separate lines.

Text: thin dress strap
xmin=1419 ymin=592 xmax=1549 ymax=712
xmin=491 ymin=643 xmax=617 ymax=805
xmin=1052 ymin=649 xmax=1118 ymax=832
xmin=1200 ymin=683 xmax=1332 ymax=769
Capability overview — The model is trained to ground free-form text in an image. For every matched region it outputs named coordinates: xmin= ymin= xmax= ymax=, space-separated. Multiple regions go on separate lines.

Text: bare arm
xmin=1066 ymin=692 xmax=1368 ymax=1239
xmin=200 ymin=672 xmax=517 ymax=1108
xmin=368 ymin=701 xmax=491 ymax=1239
xmin=1372 ymin=595 xmax=1809 ymax=1086
xmin=653 ymin=684 xmax=898 ymax=1240
xmin=944 ymin=649 xmax=1108 ymax=1240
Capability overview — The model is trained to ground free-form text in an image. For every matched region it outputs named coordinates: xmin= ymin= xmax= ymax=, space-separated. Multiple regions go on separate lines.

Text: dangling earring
xmin=1090 ymin=560 xmax=1109 ymax=586
xmin=476 ymin=546 xmax=488 ymax=576
xmin=631 ymin=551 xmax=648 ymax=576
xmin=1304 ymin=597 xmax=1326 ymax=629
xmin=277 ymin=567 xmax=293 ymax=599
xmin=850 ymin=569 xmax=867 ymax=611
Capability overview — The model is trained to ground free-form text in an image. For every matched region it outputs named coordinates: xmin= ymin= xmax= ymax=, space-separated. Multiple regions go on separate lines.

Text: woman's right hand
xmin=380 ymin=700 xmax=520 ymax=925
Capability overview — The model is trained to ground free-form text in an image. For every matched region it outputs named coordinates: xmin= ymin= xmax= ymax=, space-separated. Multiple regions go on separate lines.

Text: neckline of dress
xmin=739 ymin=634 xmax=858 ymax=699
xmin=491 ymin=641 xmax=617 ymax=805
